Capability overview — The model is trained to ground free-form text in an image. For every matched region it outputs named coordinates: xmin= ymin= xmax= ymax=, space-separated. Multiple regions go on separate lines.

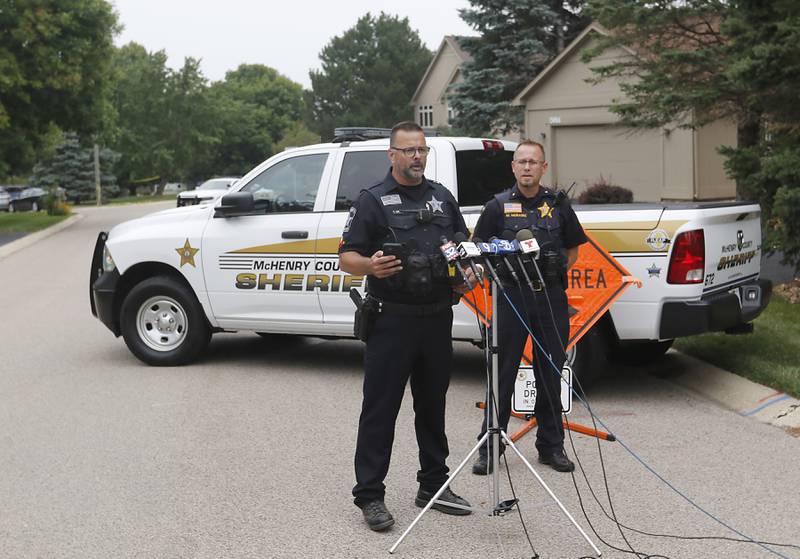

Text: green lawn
xmin=674 ymin=293 xmax=800 ymax=398
xmin=0 ymin=212 xmax=70 ymax=233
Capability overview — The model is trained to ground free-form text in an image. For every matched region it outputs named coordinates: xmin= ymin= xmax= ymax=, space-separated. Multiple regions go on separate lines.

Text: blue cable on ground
xmin=500 ymin=288 xmax=794 ymax=559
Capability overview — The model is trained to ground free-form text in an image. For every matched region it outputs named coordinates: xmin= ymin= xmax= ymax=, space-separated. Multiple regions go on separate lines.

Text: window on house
xmin=418 ymin=105 xmax=433 ymax=127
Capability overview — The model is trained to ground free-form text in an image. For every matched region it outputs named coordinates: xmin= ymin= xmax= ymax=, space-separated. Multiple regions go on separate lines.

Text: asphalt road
xmin=1 ymin=202 xmax=798 ymax=559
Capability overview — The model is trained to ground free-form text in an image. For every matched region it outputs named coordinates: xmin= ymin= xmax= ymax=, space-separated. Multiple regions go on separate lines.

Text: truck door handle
xmin=282 ymin=231 xmax=309 ymax=239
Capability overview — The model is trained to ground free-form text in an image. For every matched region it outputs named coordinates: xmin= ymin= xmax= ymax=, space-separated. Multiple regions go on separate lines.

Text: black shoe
xmin=538 ymin=449 xmax=575 ymax=472
xmin=360 ymin=499 xmax=395 ymax=531
xmin=415 ymin=487 xmax=472 ymax=515
xmin=472 ymin=453 xmax=492 ymax=475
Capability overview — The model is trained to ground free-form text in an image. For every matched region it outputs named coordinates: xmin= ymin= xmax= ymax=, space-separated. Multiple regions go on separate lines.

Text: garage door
xmin=551 ymin=125 xmax=662 ymax=202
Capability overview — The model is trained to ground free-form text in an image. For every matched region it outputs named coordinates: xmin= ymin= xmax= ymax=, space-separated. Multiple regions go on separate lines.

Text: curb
xmin=662 ymin=350 xmax=800 ymax=435
xmin=0 ymin=213 xmax=84 ymax=261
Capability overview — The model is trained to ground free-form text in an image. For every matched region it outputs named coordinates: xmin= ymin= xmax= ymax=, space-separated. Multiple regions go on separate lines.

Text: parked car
xmin=176 ymin=177 xmax=240 ymax=207
xmin=162 ymin=183 xmax=185 ymax=195
xmin=6 ymin=186 xmax=45 ymax=212
xmin=0 ymin=187 xmax=10 ymax=211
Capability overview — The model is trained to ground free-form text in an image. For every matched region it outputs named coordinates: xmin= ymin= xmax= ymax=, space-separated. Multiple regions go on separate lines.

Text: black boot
xmin=538 ymin=448 xmax=575 ymax=472
xmin=359 ymin=499 xmax=395 ymax=531
xmin=472 ymin=453 xmax=492 ymax=475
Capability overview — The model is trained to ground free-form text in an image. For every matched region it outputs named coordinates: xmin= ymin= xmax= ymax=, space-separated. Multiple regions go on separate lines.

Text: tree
xmin=0 ymin=0 xmax=119 ymax=177
xmin=110 ymin=43 xmax=173 ymax=192
xmin=207 ymin=64 xmax=306 ymax=176
xmin=30 ymin=132 xmax=119 ymax=203
xmin=308 ymin=12 xmax=432 ymax=140
xmin=274 ymin=121 xmax=321 ymax=153
xmin=584 ymin=0 xmax=800 ymax=267
xmin=450 ymin=1 xmax=589 ymax=135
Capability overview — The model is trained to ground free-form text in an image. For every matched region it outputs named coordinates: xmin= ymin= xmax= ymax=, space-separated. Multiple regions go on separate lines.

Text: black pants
xmin=352 ymin=307 xmax=453 ymax=506
xmin=478 ymin=285 xmax=570 ymax=456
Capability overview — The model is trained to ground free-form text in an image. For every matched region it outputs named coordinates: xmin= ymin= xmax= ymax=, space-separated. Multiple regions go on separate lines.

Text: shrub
xmin=578 ymin=176 xmax=634 ymax=204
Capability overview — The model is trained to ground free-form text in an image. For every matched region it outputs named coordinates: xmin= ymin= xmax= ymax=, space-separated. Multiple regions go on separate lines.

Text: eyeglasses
xmin=514 ymin=159 xmax=544 ymax=167
xmin=391 ymin=146 xmax=431 ymax=157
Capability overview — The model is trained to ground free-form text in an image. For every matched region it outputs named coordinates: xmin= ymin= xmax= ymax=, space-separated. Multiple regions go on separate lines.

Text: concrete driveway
xmin=0 ymin=203 xmax=798 ymax=559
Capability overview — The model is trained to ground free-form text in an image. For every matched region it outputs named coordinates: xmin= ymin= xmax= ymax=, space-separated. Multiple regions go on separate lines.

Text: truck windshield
xmin=455 ymin=149 xmax=515 ymax=207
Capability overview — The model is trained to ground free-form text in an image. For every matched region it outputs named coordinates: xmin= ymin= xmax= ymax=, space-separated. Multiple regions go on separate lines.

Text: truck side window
xmin=241 ymin=153 xmax=328 ymax=213
xmin=335 ymin=151 xmax=391 ymax=211
xmin=455 ymin=149 xmax=515 ymax=207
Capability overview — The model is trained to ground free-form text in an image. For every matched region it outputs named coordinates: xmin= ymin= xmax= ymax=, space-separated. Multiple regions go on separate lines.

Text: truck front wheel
xmin=120 ymin=276 xmax=211 ymax=366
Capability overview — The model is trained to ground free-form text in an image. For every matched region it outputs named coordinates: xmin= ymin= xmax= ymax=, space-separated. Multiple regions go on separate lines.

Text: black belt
xmin=374 ymin=298 xmax=452 ymax=317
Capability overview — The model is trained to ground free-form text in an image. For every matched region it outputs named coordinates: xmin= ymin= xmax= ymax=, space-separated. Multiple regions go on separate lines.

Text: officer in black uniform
xmin=339 ymin=121 xmax=477 ymax=531
xmin=472 ymin=139 xmax=587 ymax=476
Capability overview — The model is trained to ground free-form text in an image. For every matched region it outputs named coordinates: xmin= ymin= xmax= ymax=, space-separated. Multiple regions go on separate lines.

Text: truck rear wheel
xmin=120 ymin=276 xmax=211 ymax=366
xmin=566 ymin=325 xmax=608 ymax=392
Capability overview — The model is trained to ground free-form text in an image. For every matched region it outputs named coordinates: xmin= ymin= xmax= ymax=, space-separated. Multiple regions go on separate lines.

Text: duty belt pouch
xmin=405 ymin=252 xmax=433 ymax=296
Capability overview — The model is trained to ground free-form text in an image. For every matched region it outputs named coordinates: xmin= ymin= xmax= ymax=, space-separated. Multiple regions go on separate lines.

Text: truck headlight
xmin=102 ymin=245 xmax=116 ymax=273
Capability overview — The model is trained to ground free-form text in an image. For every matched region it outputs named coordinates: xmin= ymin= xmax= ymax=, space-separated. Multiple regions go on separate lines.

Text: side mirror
xmin=214 ymin=192 xmax=255 ymax=218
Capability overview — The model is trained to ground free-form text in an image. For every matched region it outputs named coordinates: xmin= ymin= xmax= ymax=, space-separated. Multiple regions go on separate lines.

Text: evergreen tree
xmin=585 ymin=0 xmax=800 ymax=267
xmin=451 ymin=0 xmax=589 ymax=135
xmin=308 ymin=13 xmax=432 ymax=140
xmin=30 ymin=132 xmax=119 ymax=203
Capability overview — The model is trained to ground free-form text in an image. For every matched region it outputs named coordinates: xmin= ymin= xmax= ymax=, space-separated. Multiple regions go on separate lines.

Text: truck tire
xmin=120 ymin=276 xmax=211 ymax=366
xmin=612 ymin=339 xmax=674 ymax=365
xmin=565 ymin=325 xmax=608 ymax=393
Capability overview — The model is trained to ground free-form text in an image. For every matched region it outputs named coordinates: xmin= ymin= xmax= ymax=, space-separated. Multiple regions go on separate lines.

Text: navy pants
xmin=478 ymin=285 xmax=570 ymax=456
xmin=352 ymin=307 xmax=453 ymax=506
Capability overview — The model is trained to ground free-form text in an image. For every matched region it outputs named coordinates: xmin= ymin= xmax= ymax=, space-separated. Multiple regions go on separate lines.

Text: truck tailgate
xmin=696 ymin=204 xmax=762 ymax=294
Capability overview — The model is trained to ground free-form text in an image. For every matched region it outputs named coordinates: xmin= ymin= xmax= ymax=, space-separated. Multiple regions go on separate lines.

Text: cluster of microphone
xmin=439 ymin=229 xmax=543 ymax=292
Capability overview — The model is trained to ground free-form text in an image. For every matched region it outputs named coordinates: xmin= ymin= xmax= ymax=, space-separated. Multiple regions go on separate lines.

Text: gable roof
xmin=512 ymin=22 xmax=634 ymax=105
xmin=410 ymin=35 xmax=473 ymax=105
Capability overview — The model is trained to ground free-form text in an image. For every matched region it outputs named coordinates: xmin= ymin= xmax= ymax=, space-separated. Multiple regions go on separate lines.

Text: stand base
xmin=389 ymin=430 xmax=602 ymax=557
xmin=475 ymin=402 xmax=616 ymax=442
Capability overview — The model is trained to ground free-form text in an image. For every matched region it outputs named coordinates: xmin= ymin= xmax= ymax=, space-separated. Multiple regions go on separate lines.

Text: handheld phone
xmin=381 ymin=242 xmax=405 ymax=263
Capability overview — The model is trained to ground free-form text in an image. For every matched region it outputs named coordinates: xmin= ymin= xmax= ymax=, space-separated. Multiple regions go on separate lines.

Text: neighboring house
xmin=512 ymin=22 xmax=736 ymax=202
xmin=410 ymin=36 xmax=472 ymax=129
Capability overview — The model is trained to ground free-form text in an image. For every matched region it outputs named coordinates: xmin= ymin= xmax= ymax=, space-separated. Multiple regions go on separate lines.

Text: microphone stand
xmin=389 ymin=266 xmax=602 ymax=557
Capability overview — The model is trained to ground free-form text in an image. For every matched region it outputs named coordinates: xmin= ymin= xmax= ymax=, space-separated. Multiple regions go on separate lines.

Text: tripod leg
xmin=501 ymin=431 xmax=603 ymax=557
xmin=389 ymin=432 xmax=489 ymax=554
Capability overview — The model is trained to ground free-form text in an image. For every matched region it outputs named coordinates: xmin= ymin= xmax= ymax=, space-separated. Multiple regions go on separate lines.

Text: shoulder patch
xmin=343 ymin=206 xmax=357 ymax=233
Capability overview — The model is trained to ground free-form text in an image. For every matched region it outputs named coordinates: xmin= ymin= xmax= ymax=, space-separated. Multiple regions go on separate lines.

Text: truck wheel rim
xmin=136 ymin=296 xmax=188 ymax=352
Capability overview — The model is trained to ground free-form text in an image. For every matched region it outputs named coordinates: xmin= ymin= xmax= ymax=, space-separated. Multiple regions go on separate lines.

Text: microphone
xmin=439 ymin=236 xmax=467 ymax=284
xmin=504 ymin=230 xmax=539 ymax=294
xmin=490 ymin=236 xmax=521 ymax=287
xmin=453 ymin=232 xmax=484 ymax=283
xmin=515 ymin=229 xmax=540 ymax=259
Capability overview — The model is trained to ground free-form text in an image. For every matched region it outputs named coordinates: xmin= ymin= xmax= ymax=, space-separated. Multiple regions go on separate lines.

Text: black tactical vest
xmin=493 ymin=187 xmax=565 ymax=254
xmin=366 ymin=178 xmax=458 ymax=300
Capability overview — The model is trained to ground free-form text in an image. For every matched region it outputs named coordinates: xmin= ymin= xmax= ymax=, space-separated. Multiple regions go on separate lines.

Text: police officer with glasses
xmin=471 ymin=139 xmax=587 ymax=476
xmin=339 ymin=121 xmax=478 ymax=532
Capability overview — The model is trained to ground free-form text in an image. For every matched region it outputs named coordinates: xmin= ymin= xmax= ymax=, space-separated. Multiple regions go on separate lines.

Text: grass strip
xmin=0 ymin=212 xmax=70 ymax=233
xmin=674 ymin=293 xmax=800 ymax=398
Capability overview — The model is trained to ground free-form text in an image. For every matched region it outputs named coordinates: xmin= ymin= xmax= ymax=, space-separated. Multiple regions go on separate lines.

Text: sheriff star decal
xmin=427 ymin=195 xmax=444 ymax=213
xmin=537 ymin=201 xmax=554 ymax=218
xmin=176 ymin=238 xmax=199 ymax=267
xmin=647 ymin=263 xmax=661 ymax=278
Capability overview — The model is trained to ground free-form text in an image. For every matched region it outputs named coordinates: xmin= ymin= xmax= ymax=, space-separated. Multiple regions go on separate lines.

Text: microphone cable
xmin=499 ymin=288 xmax=799 ymax=559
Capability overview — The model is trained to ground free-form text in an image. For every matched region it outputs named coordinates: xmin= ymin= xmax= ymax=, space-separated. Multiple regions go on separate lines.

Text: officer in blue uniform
xmin=339 ymin=121 xmax=477 ymax=531
xmin=472 ymin=139 xmax=587 ymax=475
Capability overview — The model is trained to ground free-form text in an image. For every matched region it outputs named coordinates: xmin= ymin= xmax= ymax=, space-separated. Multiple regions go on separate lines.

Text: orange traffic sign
xmin=460 ymin=232 xmax=639 ymax=363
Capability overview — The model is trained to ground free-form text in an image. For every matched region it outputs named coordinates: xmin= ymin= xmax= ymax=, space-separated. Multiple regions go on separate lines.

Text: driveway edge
xmin=0 ymin=213 xmax=84 ymax=261
xmin=664 ymin=350 xmax=800 ymax=435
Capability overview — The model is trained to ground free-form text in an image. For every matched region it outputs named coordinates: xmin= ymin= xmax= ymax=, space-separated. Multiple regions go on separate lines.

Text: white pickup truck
xmin=89 ymin=134 xmax=771 ymax=383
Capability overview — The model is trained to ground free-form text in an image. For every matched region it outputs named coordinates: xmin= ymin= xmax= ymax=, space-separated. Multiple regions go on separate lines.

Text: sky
xmin=111 ymin=0 xmax=475 ymax=89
